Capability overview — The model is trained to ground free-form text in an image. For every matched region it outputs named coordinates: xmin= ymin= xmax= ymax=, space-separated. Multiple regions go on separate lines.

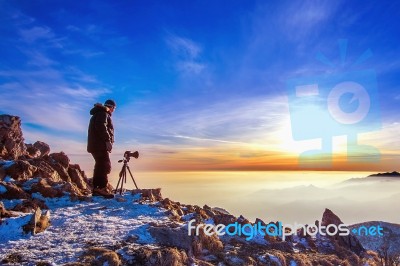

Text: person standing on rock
xmin=87 ymin=99 xmax=116 ymax=199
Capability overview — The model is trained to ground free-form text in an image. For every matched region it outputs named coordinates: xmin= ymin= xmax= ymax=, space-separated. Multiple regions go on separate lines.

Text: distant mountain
xmin=368 ymin=171 xmax=400 ymax=177
xmin=340 ymin=171 xmax=400 ymax=184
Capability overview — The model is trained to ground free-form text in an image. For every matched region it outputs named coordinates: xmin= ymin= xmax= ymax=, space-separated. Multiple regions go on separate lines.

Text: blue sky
xmin=1 ymin=0 xmax=400 ymax=172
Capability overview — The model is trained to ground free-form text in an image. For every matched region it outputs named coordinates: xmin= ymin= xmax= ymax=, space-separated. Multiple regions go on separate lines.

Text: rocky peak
xmin=0 ymin=115 xmax=26 ymax=160
xmin=321 ymin=208 xmax=365 ymax=255
xmin=321 ymin=208 xmax=343 ymax=227
xmin=26 ymin=141 xmax=50 ymax=159
xmin=0 ymin=115 xmax=92 ymax=200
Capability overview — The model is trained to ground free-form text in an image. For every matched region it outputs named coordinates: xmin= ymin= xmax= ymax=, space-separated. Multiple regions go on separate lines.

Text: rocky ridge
xmin=0 ymin=114 xmax=385 ymax=265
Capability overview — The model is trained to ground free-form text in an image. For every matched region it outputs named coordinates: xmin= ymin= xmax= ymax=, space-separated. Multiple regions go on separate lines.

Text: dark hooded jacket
xmin=87 ymin=104 xmax=114 ymax=153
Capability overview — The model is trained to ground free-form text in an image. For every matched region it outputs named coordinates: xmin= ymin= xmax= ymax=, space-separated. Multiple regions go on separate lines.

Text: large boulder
xmin=0 ymin=201 xmax=15 ymax=219
xmin=46 ymin=153 xmax=73 ymax=183
xmin=161 ymin=198 xmax=185 ymax=218
xmin=22 ymin=207 xmax=50 ymax=235
xmin=149 ymin=225 xmax=194 ymax=251
xmin=12 ymin=198 xmax=48 ymax=213
xmin=25 ymin=144 xmax=40 ymax=158
xmin=26 ymin=141 xmax=50 ymax=158
xmin=31 ymin=179 xmax=64 ymax=198
xmin=33 ymin=141 xmax=50 ymax=158
xmin=132 ymin=188 xmax=162 ymax=202
xmin=49 ymin=152 xmax=70 ymax=168
xmin=129 ymin=247 xmax=188 ymax=266
xmin=0 ymin=181 xmax=30 ymax=199
xmin=29 ymin=159 xmax=63 ymax=183
xmin=80 ymin=247 xmax=121 ymax=266
xmin=213 ymin=212 xmax=236 ymax=226
xmin=0 ymin=115 xmax=27 ymax=160
xmin=4 ymin=160 xmax=37 ymax=181
xmin=62 ymin=182 xmax=89 ymax=197
xmin=68 ymin=164 xmax=90 ymax=191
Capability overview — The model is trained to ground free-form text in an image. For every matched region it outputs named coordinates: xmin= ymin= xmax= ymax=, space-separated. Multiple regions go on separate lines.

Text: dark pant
xmin=91 ymin=151 xmax=111 ymax=189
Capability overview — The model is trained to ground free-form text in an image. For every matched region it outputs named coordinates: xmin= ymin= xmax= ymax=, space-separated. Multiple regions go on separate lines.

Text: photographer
xmin=87 ymin=99 xmax=116 ymax=199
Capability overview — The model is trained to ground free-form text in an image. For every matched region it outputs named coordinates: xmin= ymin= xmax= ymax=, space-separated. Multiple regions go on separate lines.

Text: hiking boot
xmin=106 ymin=183 xmax=115 ymax=193
xmin=92 ymin=187 xmax=114 ymax=199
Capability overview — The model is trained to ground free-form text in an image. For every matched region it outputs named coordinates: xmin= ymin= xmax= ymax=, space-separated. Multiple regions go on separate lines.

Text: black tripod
xmin=114 ymin=151 xmax=139 ymax=195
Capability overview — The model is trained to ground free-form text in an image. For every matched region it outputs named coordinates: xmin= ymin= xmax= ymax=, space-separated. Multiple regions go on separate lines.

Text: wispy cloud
xmin=0 ymin=10 xmax=112 ymax=134
xmin=66 ymin=24 xmax=104 ymax=36
xmin=166 ymin=34 xmax=206 ymax=75
xmin=176 ymin=61 xmax=205 ymax=75
xmin=117 ymin=95 xmax=291 ymax=151
xmin=19 ymin=26 xmax=55 ymax=43
xmin=0 ymin=83 xmax=89 ymax=133
xmin=62 ymin=49 xmax=105 ymax=58
xmin=160 ymin=134 xmax=250 ymax=145
xmin=359 ymin=122 xmax=400 ymax=154
xmin=65 ymin=23 xmax=130 ymax=51
xmin=166 ymin=35 xmax=201 ymax=58
xmin=60 ymin=86 xmax=110 ymax=99
xmin=279 ymin=1 xmax=340 ymax=41
xmin=24 ymin=50 xmax=58 ymax=67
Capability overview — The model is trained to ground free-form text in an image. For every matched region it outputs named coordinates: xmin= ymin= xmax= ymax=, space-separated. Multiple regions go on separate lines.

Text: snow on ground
xmin=0 ymin=184 xmax=7 ymax=194
xmin=0 ymin=160 xmax=14 ymax=168
xmin=1 ymin=199 xmax=24 ymax=210
xmin=0 ymin=193 xmax=170 ymax=265
xmin=268 ymin=254 xmax=282 ymax=265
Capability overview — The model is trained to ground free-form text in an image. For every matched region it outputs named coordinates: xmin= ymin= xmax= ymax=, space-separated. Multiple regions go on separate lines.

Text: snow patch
xmin=0 ymin=193 xmax=170 ymax=264
xmin=181 ymin=212 xmax=195 ymax=221
xmin=1 ymin=199 xmax=24 ymax=209
xmin=249 ymin=230 xmax=268 ymax=245
xmin=268 ymin=254 xmax=282 ymax=265
xmin=0 ymin=184 xmax=7 ymax=194
xmin=3 ymin=176 xmax=15 ymax=182
xmin=0 ymin=213 xmax=32 ymax=241
xmin=22 ymin=178 xmax=39 ymax=190
xmin=0 ymin=160 xmax=15 ymax=168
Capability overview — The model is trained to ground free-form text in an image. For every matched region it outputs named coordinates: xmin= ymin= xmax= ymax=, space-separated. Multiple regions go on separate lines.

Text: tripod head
xmin=118 ymin=150 xmax=139 ymax=163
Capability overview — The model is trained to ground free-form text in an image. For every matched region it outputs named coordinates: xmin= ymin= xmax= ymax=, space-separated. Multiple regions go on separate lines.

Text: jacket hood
xmin=90 ymin=103 xmax=108 ymax=115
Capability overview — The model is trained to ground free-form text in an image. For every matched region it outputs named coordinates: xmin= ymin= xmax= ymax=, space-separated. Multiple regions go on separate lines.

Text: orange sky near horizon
xmin=129 ymin=141 xmax=397 ymax=173
xmin=21 ymin=101 xmax=399 ymax=174
xmin=21 ymin=117 xmax=399 ymax=175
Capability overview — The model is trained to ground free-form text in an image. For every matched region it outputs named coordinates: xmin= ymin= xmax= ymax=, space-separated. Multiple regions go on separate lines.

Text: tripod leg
xmin=120 ymin=169 xmax=125 ymax=195
xmin=126 ymin=165 xmax=139 ymax=189
xmin=117 ymin=164 xmax=127 ymax=195
xmin=115 ymin=167 xmax=124 ymax=194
